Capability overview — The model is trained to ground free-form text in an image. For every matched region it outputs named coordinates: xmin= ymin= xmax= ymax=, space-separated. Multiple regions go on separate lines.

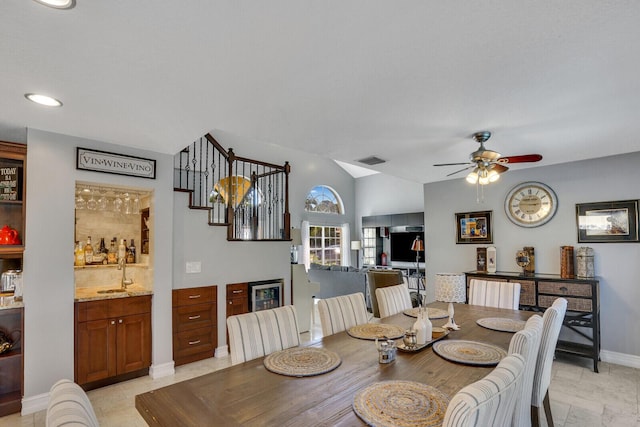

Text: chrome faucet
xmin=118 ymin=257 xmax=134 ymax=289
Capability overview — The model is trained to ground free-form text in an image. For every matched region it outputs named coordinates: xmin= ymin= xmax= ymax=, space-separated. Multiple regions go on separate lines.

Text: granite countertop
xmin=75 ymin=284 xmax=153 ymax=302
xmin=0 ymin=295 xmax=24 ymax=310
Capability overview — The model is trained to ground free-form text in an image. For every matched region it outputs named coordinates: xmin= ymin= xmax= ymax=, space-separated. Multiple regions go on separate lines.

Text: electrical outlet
xmin=186 ymin=261 xmax=201 ymax=274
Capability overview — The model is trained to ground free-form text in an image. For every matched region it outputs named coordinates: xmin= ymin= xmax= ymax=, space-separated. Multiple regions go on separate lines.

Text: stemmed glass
xmin=75 ymin=192 xmax=86 ymax=210
xmin=113 ymin=194 xmax=123 ymax=214
xmin=123 ymin=193 xmax=132 ymax=215
xmin=132 ymin=194 xmax=140 ymax=214
xmin=97 ymin=191 xmax=108 ymax=211
xmin=86 ymin=191 xmax=98 ymax=211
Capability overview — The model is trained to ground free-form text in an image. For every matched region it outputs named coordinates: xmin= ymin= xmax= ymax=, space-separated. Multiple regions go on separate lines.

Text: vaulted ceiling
xmin=2 ymin=1 xmax=639 ymax=183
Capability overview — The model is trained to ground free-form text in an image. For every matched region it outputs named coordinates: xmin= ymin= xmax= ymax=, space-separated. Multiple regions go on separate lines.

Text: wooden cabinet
xmin=466 ymin=271 xmax=600 ymax=372
xmin=75 ymin=295 xmax=152 ymax=388
xmin=172 ymin=285 xmax=217 ymax=366
xmin=226 ymin=282 xmax=249 ymax=317
xmin=0 ymin=141 xmax=26 ymax=416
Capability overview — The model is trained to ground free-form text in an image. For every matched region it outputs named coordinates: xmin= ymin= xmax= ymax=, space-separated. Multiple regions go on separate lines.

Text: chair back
xmin=46 ymin=379 xmax=99 ymax=427
xmin=532 ymin=298 xmax=568 ymax=407
xmin=469 ymin=279 xmax=521 ymax=309
xmin=367 ymin=270 xmax=404 ymax=317
xmin=443 ymin=354 xmax=525 ymax=427
xmin=509 ymin=314 xmax=543 ymax=427
xmin=227 ymin=305 xmax=300 ymax=365
xmin=376 ymin=284 xmax=412 ymax=318
xmin=317 ymin=292 xmax=368 ymax=336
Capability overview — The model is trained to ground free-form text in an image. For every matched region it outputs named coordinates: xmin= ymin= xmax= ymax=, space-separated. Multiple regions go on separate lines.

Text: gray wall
xmin=423 ymin=153 xmax=640 ymax=359
xmin=172 ymin=133 xmax=356 ymax=348
xmin=24 ymin=129 xmax=174 ymax=401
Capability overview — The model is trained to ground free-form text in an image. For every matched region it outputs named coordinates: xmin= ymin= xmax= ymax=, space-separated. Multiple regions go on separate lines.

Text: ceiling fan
xmin=433 ymin=131 xmax=542 ymax=184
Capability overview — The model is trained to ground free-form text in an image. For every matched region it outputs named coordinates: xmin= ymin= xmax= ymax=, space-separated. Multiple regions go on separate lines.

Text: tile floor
xmin=2 ymin=315 xmax=639 ymax=427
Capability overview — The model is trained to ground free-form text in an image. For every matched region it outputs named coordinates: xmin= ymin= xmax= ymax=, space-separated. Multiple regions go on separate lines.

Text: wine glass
xmin=113 ymin=194 xmax=123 ymax=213
xmin=132 ymin=194 xmax=140 ymax=214
xmin=123 ymin=193 xmax=132 ymax=215
xmin=75 ymin=192 xmax=86 ymax=210
xmin=86 ymin=191 xmax=97 ymax=211
xmin=97 ymin=191 xmax=108 ymax=211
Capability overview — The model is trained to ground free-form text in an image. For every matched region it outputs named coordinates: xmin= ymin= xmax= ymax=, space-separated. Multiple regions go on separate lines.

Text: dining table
xmin=135 ymin=302 xmax=534 ymax=426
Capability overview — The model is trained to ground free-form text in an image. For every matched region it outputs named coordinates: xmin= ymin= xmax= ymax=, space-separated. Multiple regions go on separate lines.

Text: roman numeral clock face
xmin=504 ymin=182 xmax=558 ymax=227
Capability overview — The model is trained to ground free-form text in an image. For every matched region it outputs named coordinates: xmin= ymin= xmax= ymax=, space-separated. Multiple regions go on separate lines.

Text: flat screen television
xmin=390 ymin=232 xmax=424 ymax=263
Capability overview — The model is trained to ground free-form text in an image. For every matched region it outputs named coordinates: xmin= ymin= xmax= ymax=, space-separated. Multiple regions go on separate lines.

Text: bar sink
xmin=97 ymin=289 xmax=127 ymax=294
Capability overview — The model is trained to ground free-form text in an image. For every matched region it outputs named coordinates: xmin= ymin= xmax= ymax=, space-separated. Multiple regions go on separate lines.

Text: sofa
xmin=307 ymin=264 xmax=369 ymax=307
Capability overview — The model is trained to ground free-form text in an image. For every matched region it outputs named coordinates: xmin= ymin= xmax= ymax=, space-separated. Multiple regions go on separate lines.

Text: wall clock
xmin=504 ymin=181 xmax=558 ymax=228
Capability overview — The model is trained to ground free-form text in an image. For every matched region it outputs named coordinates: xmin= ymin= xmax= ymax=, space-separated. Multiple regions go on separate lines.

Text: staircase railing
xmin=174 ymin=133 xmax=290 ymax=241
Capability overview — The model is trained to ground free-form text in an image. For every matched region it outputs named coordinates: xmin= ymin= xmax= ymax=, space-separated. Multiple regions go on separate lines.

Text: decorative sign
xmin=76 ymin=147 xmax=156 ymax=179
xmin=0 ymin=166 xmax=19 ymax=200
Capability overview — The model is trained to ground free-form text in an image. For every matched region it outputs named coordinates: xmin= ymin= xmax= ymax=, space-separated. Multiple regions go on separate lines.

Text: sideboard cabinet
xmin=465 ymin=271 xmax=600 ymax=372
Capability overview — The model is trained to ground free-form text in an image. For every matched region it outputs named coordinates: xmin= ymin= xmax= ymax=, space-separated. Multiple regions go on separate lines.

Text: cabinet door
xmin=227 ymin=297 xmax=249 ymax=316
xmin=116 ymin=313 xmax=151 ymax=375
xmin=77 ymin=319 xmax=117 ymax=384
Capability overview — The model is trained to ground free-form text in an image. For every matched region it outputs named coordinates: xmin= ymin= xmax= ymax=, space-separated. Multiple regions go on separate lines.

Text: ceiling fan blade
xmin=499 ymin=154 xmax=543 ymax=164
xmin=492 ymin=163 xmax=509 ymax=173
xmin=433 ymin=162 xmax=471 ymax=167
xmin=446 ymin=165 xmax=474 ymax=177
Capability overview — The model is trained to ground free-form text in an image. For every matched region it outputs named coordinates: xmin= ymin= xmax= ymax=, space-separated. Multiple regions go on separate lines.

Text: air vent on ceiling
xmin=357 ymin=156 xmax=386 ymax=166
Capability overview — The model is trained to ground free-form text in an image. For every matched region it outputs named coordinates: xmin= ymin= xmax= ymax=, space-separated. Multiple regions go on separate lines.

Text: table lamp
xmin=434 ymin=273 xmax=466 ymax=330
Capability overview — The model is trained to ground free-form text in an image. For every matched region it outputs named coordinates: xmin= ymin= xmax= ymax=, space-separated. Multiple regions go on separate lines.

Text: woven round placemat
xmin=347 ymin=323 xmax=405 ymax=340
xmin=476 ymin=317 xmax=526 ymax=333
xmin=352 ymin=380 xmax=450 ymax=427
xmin=403 ymin=307 xmax=449 ymax=320
xmin=263 ymin=347 xmax=341 ymax=377
xmin=432 ymin=340 xmax=507 ymax=366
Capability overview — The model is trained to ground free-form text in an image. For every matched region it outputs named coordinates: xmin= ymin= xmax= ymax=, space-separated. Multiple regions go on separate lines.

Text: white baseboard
xmin=600 ymin=349 xmax=640 ymax=369
xmin=22 ymin=391 xmax=49 ymax=416
xmin=149 ymin=361 xmax=175 ymax=379
xmin=215 ymin=345 xmax=228 ymax=358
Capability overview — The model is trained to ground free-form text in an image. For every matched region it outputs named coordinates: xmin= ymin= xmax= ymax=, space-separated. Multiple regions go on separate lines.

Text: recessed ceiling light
xmin=33 ymin=0 xmax=75 ymax=9
xmin=24 ymin=93 xmax=63 ymax=107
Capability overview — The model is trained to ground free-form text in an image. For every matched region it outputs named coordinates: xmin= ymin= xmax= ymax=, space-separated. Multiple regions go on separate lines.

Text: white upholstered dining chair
xmin=317 ymin=292 xmax=369 ymax=336
xmin=531 ymin=298 xmax=568 ymax=427
xmin=376 ymin=283 xmax=413 ymax=318
xmin=226 ymin=305 xmax=300 ymax=365
xmin=469 ymin=279 xmax=521 ymax=310
xmin=443 ymin=353 xmax=525 ymax=427
xmin=46 ymin=379 xmax=99 ymax=427
xmin=509 ymin=314 xmax=543 ymax=427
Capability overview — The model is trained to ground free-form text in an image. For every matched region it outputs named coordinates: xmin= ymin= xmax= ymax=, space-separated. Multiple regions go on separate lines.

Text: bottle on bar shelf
xmin=74 ymin=241 xmax=85 ymax=267
xmin=84 ymin=236 xmax=93 ymax=265
xmin=127 ymin=239 xmax=136 ymax=264
xmin=108 ymin=238 xmax=117 ymax=264
xmin=118 ymin=239 xmax=126 ymax=264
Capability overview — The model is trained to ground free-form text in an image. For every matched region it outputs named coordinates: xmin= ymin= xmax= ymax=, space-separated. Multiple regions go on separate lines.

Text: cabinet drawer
xmin=173 ymin=303 xmax=214 ymax=332
xmin=109 ymin=295 xmax=152 ymax=318
xmin=518 ymin=280 xmax=536 ymax=307
xmin=174 ymin=327 xmax=214 ymax=358
xmin=539 ymin=281 xmax=592 ymax=297
xmin=76 ymin=300 xmax=109 ymax=322
xmin=227 ymin=283 xmax=248 ymax=298
xmin=539 ymin=295 xmax=592 ymax=312
xmin=174 ymin=287 xmax=215 ymax=306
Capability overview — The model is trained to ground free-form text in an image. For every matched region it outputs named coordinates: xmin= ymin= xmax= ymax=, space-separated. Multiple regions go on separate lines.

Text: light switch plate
xmin=186 ymin=261 xmax=201 ymax=274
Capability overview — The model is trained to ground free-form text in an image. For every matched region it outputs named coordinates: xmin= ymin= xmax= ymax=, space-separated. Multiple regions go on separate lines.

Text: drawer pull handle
xmin=188 ymin=315 xmax=201 ymax=320
xmin=232 ymin=290 xmax=243 ymax=294
xmin=188 ymin=340 xmax=201 ymax=345
xmin=111 ymin=320 xmax=115 ymax=325
xmin=188 ymin=295 xmax=201 ymax=299
xmin=119 ymin=319 xmax=123 ymax=324
xmin=560 ymin=286 xmax=568 ymax=292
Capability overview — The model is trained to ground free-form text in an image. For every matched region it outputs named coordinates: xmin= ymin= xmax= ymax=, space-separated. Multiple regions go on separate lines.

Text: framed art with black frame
xmin=455 ymin=210 xmax=493 ymax=244
xmin=576 ymin=200 xmax=639 ymax=243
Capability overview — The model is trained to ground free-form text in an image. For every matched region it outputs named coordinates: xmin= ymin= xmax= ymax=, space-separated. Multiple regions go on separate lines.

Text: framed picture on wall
xmin=455 ymin=211 xmax=493 ymax=244
xmin=576 ymin=200 xmax=639 ymax=243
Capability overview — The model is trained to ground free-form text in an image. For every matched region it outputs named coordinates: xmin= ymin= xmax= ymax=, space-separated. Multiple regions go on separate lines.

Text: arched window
xmin=304 ymin=185 xmax=343 ymax=214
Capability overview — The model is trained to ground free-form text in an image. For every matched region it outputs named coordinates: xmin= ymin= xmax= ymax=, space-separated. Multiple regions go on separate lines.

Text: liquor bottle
xmin=84 ymin=236 xmax=93 ymax=264
xmin=99 ymin=238 xmax=107 ymax=255
xmin=118 ymin=239 xmax=126 ymax=263
xmin=127 ymin=239 xmax=136 ymax=264
xmin=107 ymin=239 xmax=117 ymax=264
xmin=74 ymin=241 xmax=85 ymax=267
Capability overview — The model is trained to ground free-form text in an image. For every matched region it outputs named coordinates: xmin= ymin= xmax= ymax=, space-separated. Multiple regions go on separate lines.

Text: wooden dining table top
xmin=135 ymin=302 xmax=533 ymax=427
